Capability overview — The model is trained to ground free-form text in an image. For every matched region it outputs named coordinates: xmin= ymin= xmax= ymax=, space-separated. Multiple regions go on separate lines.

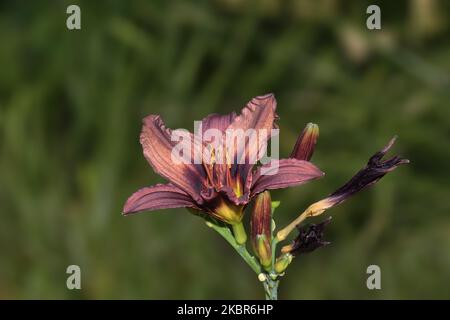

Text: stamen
xmin=234 ymin=178 xmax=243 ymax=198
xmin=210 ymin=147 xmax=216 ymax=165
xmin=225 ymin=148 xmax=232 ymax=169
xmin=225 ymin=149 xmax=233 ymax=187
xmin=203 ymin=145 xmax=215 ymax=186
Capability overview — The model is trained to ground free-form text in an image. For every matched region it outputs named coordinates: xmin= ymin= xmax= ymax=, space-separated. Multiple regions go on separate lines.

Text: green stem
xmin=206 ymin=220 xmax=261 ymax=274
xmin=263 ymin=278 xmax=279 ymax=300
xmin=271 ymin=237 xmax=278 ymax=271
xmin=231 ymin=221 xmax=247 ymax=245
xmin=206 ymin=218 xmax=279 ymax=300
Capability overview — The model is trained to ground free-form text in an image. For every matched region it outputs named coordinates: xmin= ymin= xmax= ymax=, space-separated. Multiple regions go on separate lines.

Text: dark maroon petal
xmin=123 ymin=183 xmax=199 ymax=215
xmin=227 ymin=94 xmax=278 ymax=166
xmin=226 ymin=94 xmax=279 ymax=198
xmin=290 ymin=123 xmax=319 ymax=161
xmin=199 ymin=113 xmax=237 ymax=182
xmin=251 ymin=159 xmax=324 ymax=196
xmin=216 ymin=185 xmax=249 ymax=206
xmin=140 ymin=115 xmax=206 ymax=204
xmin=326 ymin=136 xmax=409 ymax=207
xmin=201 ymin=113 xmax=237 ymax=136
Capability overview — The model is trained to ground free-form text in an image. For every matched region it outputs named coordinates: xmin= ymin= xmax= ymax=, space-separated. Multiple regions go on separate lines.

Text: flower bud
xmin=274 ymin=253 xmax=293 ymax=274
xmin=251 ymin=191 xmax=272 ymax=269
xmin=290 ymin=123 xmax=319 ymax=161
xmin=277 ymin=137 xmax=409 ymax=241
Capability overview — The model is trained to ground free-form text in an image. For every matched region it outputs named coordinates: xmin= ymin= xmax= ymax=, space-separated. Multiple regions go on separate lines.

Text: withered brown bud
xmin=281 ymin=217 xmax=332 ymax=256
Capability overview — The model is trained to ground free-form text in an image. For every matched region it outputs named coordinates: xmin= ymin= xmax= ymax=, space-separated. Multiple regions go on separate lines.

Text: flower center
xmin=203 ymin=145 xmax=243 ymax=199
xmin=213 ymin=197 xmax=244 ymax=225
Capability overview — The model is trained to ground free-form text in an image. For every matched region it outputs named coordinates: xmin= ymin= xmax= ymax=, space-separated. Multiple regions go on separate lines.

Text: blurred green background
xmin=1 ymin=0 xmax=450 ymax=299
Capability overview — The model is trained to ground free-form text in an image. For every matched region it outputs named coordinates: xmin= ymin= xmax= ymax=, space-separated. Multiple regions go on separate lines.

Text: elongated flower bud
xmin=250 ymin=191 xmax=272 ymax=269
xmin=292 ymin=137 xmax=410 ymax=219
xmin=290 ymin=123 xmax=319 ymax=161
xmin=277 ymin=137 xmax=409 ymax=241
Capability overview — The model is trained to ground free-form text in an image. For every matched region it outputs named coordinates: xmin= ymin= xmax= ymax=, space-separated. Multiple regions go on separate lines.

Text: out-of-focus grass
xmin=0 ymin=0 xmax=450 ymax=299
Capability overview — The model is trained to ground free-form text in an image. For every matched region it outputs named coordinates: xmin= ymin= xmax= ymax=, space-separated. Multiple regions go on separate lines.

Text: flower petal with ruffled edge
xmin=251 ymin=158 xmax=324 ymax=196
xmin=140 ymin=115 xmax=207 ymax=205
xmin=123 ymin=183 xmax=199 ymax=215
xmin=225 ymin=94 xmax=279 ymax=198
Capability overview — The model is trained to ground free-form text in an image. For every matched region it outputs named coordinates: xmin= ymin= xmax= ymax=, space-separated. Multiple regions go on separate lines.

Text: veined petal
xmin=140 ymin=115 xmax=206 ymax=204
xmin=216 ymin=185 xmax=249 ymax=206
xmin=200 ymin=113 xmax=239 ymax=194
xmin=251 ymin=159 xmax=324 ymax=196
xmin=123 ymin=183 xmax=199 ymax=215
xmin=227 ymin=94 xmax=278 ymax=167
xmin=201 ymin=113 xmax=237 ymax=135
xmin=226 ymin=94 xmax=279 ymax=199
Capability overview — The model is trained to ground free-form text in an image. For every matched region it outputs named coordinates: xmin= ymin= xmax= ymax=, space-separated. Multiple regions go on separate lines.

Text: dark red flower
xmin=123 ymin=94 xmax=324 ymax=232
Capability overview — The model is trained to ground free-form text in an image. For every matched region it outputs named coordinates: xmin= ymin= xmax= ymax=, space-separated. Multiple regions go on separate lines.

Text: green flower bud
xmin=274 ymin=253 xmax=293 ymax=274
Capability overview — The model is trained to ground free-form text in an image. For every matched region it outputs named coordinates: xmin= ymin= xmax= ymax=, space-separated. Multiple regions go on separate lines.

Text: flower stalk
xmin=205 ymin=220 xmax=261 ymax=274
xmin=263 ymin=278 xmax=279 ymax=300
xmin=231 ymin=222 xmax=248 ymax=245
xmin=122 ymin=93 xmax=409 ymax=300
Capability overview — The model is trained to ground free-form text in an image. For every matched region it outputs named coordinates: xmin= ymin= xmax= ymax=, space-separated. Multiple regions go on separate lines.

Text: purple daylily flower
xmin=123 ymin=94 xmax=324 ymax=226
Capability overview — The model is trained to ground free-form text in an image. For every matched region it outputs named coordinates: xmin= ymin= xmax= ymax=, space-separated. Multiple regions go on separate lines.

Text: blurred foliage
xmin=1 ymin=0 xmax=450 ymax=299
